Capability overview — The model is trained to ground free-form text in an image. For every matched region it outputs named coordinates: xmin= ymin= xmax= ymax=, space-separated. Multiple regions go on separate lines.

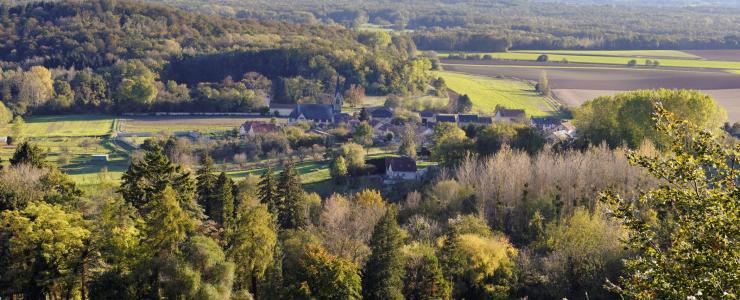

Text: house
xmin=420 ymin=110 xmax=435 ymax=124
xmin=435 ymin=114 xmax=457 ymax=124
xmin=384 ymin=157 xmax=418 ymax=181
xmin=334 ymin=112 xmax=351 ymax=124
xmin=531 ymin=117 xmax=563 ymax=132
xmin=289 ymin=104 xmax=335 ymax=124
xmin=239 ymin=121 xmax=279 ymax=136
xmin=494 ymin=108 xmax=526 ymax=123
xmin=476 ymin=116 xmax=493 ymax=125
xmin=269 ymin=103 xmax=295 ymax=117
xmin=457 ymin=114 xmax=479 ymax=127
xmin=370 ymin=108 xmax=393 ymax=120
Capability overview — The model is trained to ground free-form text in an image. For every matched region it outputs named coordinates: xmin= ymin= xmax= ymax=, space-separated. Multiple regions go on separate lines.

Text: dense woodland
xmin=0 ymin=0 xmax=430 ymax=115
xmin=140 ymin=0 xmax=740 ymax=51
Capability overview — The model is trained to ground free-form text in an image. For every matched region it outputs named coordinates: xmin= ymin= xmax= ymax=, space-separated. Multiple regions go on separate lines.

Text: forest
xmin=0 ymin=0 xmax=430 ymax=115
xmin=142 ymin=0 xmax=740 ymax=51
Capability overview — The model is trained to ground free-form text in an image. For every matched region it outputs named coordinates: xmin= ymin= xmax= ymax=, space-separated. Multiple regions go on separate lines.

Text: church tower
xmin=332 ymin=76 xmax=343 ymax=113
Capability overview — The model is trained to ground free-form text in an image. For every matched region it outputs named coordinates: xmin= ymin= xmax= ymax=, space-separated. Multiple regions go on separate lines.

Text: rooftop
xmin=385 ymin=157 xmax=417 ymax=172
xmin=496 ymin=108 xmax=526 ymax=118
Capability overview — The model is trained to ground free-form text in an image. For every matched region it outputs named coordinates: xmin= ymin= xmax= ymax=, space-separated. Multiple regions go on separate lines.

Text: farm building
xmin=269 ymin=103 xmax=296 ymax=116
xmin=384 ymin=157 xmax=419 ymax=182
xmin=370 ymin=108 xmax=393 ymax=120
xmin=457 ymin=114 xmax=479 ymax=127
xmin=477 ymin=116 xmax=493 ymax=125
xmin=288 ymin=104 xmax=335 ymax=125
xmin=239 ymin=121 xmax=279 ymax=136
xmin=531 ymin=117 xmax=563 ymax=132
xmin=90 ymin=154 xmax=109 ymax=162
xmin=420 ymin=110 xmax=435 ymax=124
xmin=435 ymin=114 xmax=457 ymax=123
xmin=494 ymin=108 xmax=526 ymax=123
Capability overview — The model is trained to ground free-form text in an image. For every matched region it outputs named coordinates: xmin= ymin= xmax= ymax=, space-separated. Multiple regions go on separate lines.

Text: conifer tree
xmin=277 ymin=162 xmax=307 ymax=230
xmin=9 ymin=141 xmax=47 ymax=168
xmin=362 ymin=207 xmax=405 ymax=300
xmin=403 ymin=252 xmax=451 ymax=300
xmin=258 ymin=167 xmax=280 ymax=215
xmin=195 ymin=153 xmax=218 ymax=216
xmin=212 ymin=172 xmax=235 ymax=231
xmin=144 ymin=185 xmax=194 ymax=256
xmin=119 ymin=144 xmax=199 ymax=218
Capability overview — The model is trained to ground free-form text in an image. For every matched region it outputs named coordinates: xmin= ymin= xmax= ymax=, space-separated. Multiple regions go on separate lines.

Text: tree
xmin=50 ymin=80 xmax=75 ymax=110
xmin=258 ymin=167 xmax=280 ymax=215
xmin=399 ymin=123 xmax=417 ymax=158
xmin=330 ymin=155 xmax=348 ymax=184
xmin=456 ymin=94 xmax=473 ymax=113
xmin=353 ymin=121 xmax=374 ymax=147
xmin=340 ymin=142 xmax=366 ymax=172
xmin=0 ymin=201 xmax=91 ymax=299
xmin=431 ymin=123 xmax=472 ymax=167
xmin=228 ymin=204 xmax=278 ymax=295
xmin=212 ymin=172 xmax=236 ymax=231
xmin=295 ymin=245 xmax=362 ymax=299
xmin=536 ymin=54 xmax=549 ymax=62
xmin=9 ymin=141 xmax=47 ymax=168
xmin=601 ymin=104 xmax=739 ymax=299
xmin=196 ymin=153 xmax=218 ymax=217
xmin=10 ymin=115 xmax=25 ymax=143
xmin=143 ymin=185 xmax=194 ymax=256
xmin=345 ymin=84 xmax=365 ymax=108
xmin=574 ymin=89 xmax=727 ymax=149
xmin=359 ymin=107 xmax=370 ymax=121
xmin=627 ymin=59 xmax=637 ymax=67
xmin=277 ymin=162 xmax=307 ymax=229
xmin=119 ymin=144 xmax=199 ymax=218
xmin=362 ymin=207 xmax=405 ymax=300
xmin=403 ymin=245 xmax=451 ymax=300
xmin=536 ymin=71 xmax=550 ymax=97
xmin=0 ymin=100 xmax=11 ymax=124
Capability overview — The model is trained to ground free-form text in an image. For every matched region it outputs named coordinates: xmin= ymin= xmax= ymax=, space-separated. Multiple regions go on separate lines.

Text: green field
xmin=436 ymin=71 xmax=555 ymax=116
xmin=442 ymin=51 xmax=740 ymax=70
xmin=513 ymin=50 xmax=700 ymax=59
xmin=118 ymin=116 xmax=267 ymax=134
xmin=24 ymin=114 xmax=115 ymax=137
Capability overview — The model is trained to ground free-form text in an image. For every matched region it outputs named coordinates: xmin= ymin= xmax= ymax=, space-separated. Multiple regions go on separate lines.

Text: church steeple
xmin=332 ymin=76 xmax=343 ymax=113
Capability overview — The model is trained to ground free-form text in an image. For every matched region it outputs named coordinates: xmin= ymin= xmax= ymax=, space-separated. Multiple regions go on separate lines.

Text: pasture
xmin=512 ymin=50 xmax=700 ymax=59
xmin=24 ymin=114 xmax=115 ymax=137
xmin=436 ymin=71 xmax=557 ymax=116
xmin=118 ymin=116 xmax=268 ymax=133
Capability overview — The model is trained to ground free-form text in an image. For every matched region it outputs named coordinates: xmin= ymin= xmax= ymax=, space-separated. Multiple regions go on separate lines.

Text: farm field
xmin=24 ymin=114 xmax=115 ymax=137
xmin=513 ymin=50 xmax=700 ymax=59
xmin=441 ymin=51 xmax=740 ymax=70
xmin=441 ymin=60 xmax=740 ymax=121
xmin=436 ymin=71 xmax=556 ymax=116
xmin=118 ymin=116 xmax=270 ymax=133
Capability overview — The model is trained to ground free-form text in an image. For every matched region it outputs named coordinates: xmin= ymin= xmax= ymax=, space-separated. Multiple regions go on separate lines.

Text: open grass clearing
xmin=436 ymin=71 xmax=555 ymax=116
xmin=24 ymin=114 xmax=115 ymax=137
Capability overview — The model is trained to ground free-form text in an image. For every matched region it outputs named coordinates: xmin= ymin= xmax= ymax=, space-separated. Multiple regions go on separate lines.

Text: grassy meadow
xmin=436 ymin=71 xmax=556 ymax=116
xmin=25 ymin=114 xmax=115 ymax=137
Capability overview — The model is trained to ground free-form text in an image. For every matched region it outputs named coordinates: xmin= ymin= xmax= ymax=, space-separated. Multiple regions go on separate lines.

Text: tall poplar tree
xmin=195 ymin=153 xmax=218 ymax=216
xmin=362 ymin=207 xmax=404 ymax=300
xmin=258 ymin=167 xmax=280 ymax=215
xmin=277 ymin=162 xmax=306 ymax=230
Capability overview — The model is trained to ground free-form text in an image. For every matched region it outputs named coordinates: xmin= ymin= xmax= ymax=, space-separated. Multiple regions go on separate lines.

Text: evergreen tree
xmin=119 ymin=144 xmax=199 ymax=218
xmin=228 ymin=204 xmax=277 ymax=295
xmin=359 ymin=107 xmax=370 ymax=121
xmin=212 ymin=172 xmax=235 ymax=231
xmin=144 ymin=185 xmax=193 ymax=256
xmin=362 ymin=207 xmax=405 ymax=300
xmin=403 ymin=252 xmax=452 ymax=300
xmin=456 ymin=94 xmax=473 ymax=113
xmin=9 ymin=141 xmax=47 ymax=168
xmin=258 ymin=167 xmax=280 ymax=215
xmin=195 ymin=153 xmax=218 ymax=216
xmin=277 ymin=162 xmax=307 ymax=229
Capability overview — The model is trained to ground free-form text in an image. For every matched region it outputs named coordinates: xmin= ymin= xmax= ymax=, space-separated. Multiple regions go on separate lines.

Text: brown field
xmin=442 ymin=60 xmax=740 ymax=121
xmin=684 ymin=50 xmax=740 ymax=62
